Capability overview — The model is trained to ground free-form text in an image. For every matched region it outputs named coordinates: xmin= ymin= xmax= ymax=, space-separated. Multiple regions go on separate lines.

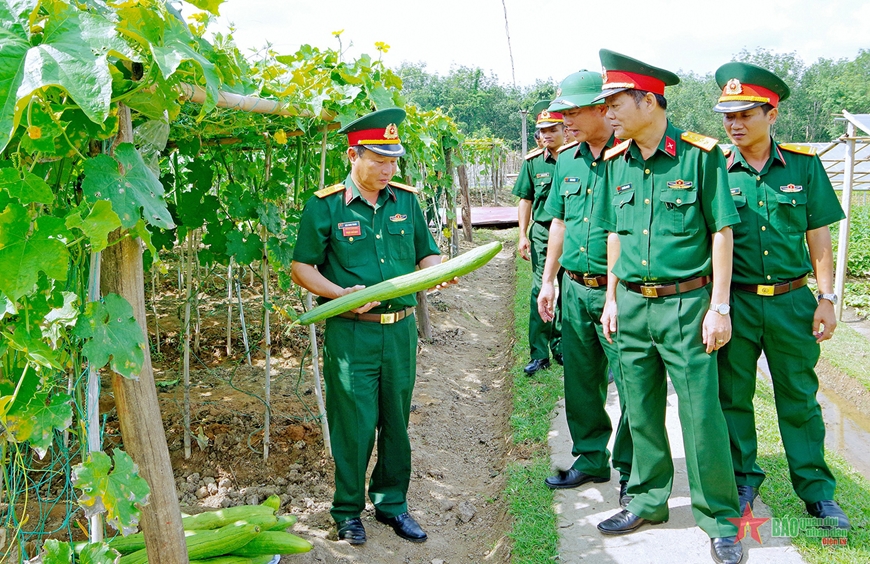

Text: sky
xmin=201 ymin=0 xmax=870 ymax=87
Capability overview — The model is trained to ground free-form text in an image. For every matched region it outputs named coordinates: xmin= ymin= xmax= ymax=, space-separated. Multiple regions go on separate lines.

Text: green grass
xmin=755 ymin=378 xmax=870 ymax=563
xmin=495 ymin=226 xmax=562 ymax=563
xmin=821 ymin=324 xmax=870 ymax=394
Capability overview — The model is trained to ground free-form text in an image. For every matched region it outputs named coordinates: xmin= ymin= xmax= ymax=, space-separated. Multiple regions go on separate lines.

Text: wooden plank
xmin=441 ymin=207 xmax=519 ymax=227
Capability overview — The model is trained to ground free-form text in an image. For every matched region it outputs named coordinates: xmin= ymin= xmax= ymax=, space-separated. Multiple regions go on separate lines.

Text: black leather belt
xmin=338 ymin=306 xmax=415 ymax=324
xmin=733 ymin=275 xmax=807 ymax=296
xmin=623 ymin=275 xmax=711 ymax=298
xmin=567 ymin=271 xmax=608 ymax=288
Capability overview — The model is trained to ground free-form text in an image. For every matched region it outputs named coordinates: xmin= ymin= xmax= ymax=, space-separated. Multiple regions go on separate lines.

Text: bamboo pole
xmin=835 ymin=118 xmax=856 ymax=321
xmin=182 ymin=231 xmax=193 ymax=460
xmin=262 ymin=140 xmax=272 ymax=462
xmin=102 ymin=103 xmax=188 ymax=564
xmin=151 ymin=269 xmax=160 ymax=354
xmin=226 ymin=260 xmax=233 ymax=356
xmin=237 ymin=276 xmax=252 ymax=366
xmin=457 ymin=163 xmax=473 ymax=243
xmin=86 ymin=251 xmax=103 ymax=542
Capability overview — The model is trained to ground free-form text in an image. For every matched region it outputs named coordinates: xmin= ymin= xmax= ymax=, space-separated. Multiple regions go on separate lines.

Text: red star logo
xmin=727 ymin=505 xmax=770 ymax=544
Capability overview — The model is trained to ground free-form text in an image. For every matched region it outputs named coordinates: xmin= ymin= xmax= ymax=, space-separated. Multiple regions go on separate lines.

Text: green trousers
xmin=322 ymin=314 xmax=417 ymax=522
xmin=561 ymin=274 xmax=632 ymax=480
xmin=718 ymin=285 xmax=836 ymax=503
xmin=529 ymin=221 xmax=562 ymax=360
xmin=616 ymin=283 xmax=739 ymax=538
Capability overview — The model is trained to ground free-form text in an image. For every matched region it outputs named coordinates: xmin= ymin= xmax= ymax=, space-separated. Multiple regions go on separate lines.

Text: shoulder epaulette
xmin=604 ymin=139 xmax=631 ymax=161
xmin=558 ymin=140 xmax=579 ymax=153
xmin=778 ymin=143 xmax=816 ymax=156
xmin=525 ymin=147 xmax=545 ymax=160
xmin=315 ymin=184 xmax=345 ymax=198
xmin=721 ymin=147 xmax=731 ymax=157
xmin=388 ymin=181 xmax=418 ymax=193
xmin=681 ymin=131 xmax=718 ymax=152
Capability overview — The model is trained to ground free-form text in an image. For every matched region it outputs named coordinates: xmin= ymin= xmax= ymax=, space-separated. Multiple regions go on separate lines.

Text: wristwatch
xmin=817 ymin=293 xmax=838 ymax=305
xmin=709 ymin=303 xmax=731 ymax=315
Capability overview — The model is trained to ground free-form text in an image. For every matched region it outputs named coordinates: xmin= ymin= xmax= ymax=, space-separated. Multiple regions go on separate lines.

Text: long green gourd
xmin=296 ymin=241 xmax=502 ymax=325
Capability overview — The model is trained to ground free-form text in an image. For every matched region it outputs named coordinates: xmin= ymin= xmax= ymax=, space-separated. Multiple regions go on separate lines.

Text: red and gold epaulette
xmin=315 ymin=184 xmax=346 ymax=198
xmin=388 ymin=181 xmax=418 ymax=193
xmin=778 ymin=143 xmax=816 ymax=156
xmin=603 ymin=139 xmax=631 ymax=161
xmin=681 ymin=131 xmax=718 ymax=152
xmin=525 ymin=147 xmax=545 ymax=160
xmin=558 ymin=140 xmax=579 ymax=153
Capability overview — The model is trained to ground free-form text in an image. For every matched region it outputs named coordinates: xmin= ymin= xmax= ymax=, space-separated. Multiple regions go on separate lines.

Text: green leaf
xmin=268 ymin=236 xmax=293 ymax=267
xmin=73 ymin=450 xmax=150 ymax=535
xmin=225 ymin=230 xmax=262 ymax=264
xmin=185 ymin=0 xmax=224 ymax=16
xmin=74 ymin=293 xmax=145 ymax=379
xmin=256 ymin=202 xmax=281 ymax=234
xmin=5 ymin=381 xmax=73 ymax=459
xmin=18 ymin=100 xmax=65 ymax=154
xmin=0 ymin=0 xmax=137 ymax=152
xmin=43 ymin=290 xmax=78 ymax=346
xmin=223 ymin=183 xmax=257 ymax=219
xmin=0 ymin=168 xmax=54 ymax=204
xmin=79 ymin=542 xmax=120 ymax=564
xmin=0 ymin=203 xmax=70 ymax=301
xmin=40 ymin=539 xmax=72 ymax=564
xmin=81 ymin=143 xmax=174 ymax=229
xmin=4 ymin=322 xmax=61 ymax=369
xmin=368 ymin=84 xmax=395 ymax=109
xmin=65 ymin=200 xmax=122 ymax=252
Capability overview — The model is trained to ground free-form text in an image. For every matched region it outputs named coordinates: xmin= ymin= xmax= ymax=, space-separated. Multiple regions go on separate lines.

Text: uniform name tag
xmin=389 ymin=213 xmax=407 ymax=222
xmin=730 ymin=188 xmax=742 ymax=196
xmin=666 ymin=179 xmax=693 ymax=189
xmin=564 ymin=177 xmax=580 ymax=183
xmin=338 ymin=221 xmax=361 ymax=237
xmin=535 ymin=173 xmax=550 ymax=178
xmin=780 ymin=184 xmax=803 ymax=193
xmin=616 ymin=183 xmax=632 ymax=193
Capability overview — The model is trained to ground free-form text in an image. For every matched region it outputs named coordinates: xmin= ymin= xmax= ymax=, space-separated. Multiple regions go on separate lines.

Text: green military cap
xmin=339 ymin=107 xmax=406 ymax=157
xmin=594 ymin=49 xmax=680 ymax=102
xmin=531 ymin=100 xmax=551 ymax=116
xmin=713 ymin=62 xmax=790 ymax=113
xmin=549 ymin=70 xmax=605 ymax=111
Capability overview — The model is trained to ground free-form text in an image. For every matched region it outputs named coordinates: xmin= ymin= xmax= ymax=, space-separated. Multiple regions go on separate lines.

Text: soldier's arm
xmin=538 ymin=219 xmax=565 ymax=322
xmin=290 ymin=261 xmax=379 ymax=314
xmin=702 ymin=227 xmax=733 ymax=353
xmin=807 ymin=225 xmax=837 ymax=342
xmin=601 ymin=232 xmax=620 ymax=343
xmin=517 ymin=199 xmax=532 ymax=260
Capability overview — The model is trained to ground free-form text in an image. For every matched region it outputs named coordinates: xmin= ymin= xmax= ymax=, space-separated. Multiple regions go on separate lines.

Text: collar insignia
xmin=725 ymin=78 xmax=743 ymax=95
xmin=339 ymin=221 xmax=361 ymax=237
xmin=666 ymin=179 xmax=693 ymax=189
xmin=665 ymin=136 xmax=676 ymax=157
xmin=780 ymin=184 xmax=803 ymax=193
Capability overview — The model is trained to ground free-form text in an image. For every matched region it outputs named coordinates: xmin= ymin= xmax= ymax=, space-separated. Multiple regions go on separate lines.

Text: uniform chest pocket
xmin=612 ymin=190 xmax=635 ymax=235
xmin=535 ymin=177 xmax=553 ymax=198
xmin=333 ymin=228 xmax=369 ymax=267
xmin=386 ymin=221 xmax=414 ymax=260
xmin=659 ymin=189 xmax=698 ymax=236
xmin=773 ymin=191 xmax=808 ymax=233
xmin=562 ymin=182 xmax=585 ymax=217
xmin=731 ymin=194 xmax=747 ymax=208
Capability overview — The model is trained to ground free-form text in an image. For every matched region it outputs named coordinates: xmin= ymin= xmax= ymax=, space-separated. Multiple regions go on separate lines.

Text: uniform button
xmin=376 ymin=234 xmax=381 ymax=239
xmin=766 ymin=275 xmax=772 ymax=280
xmin=792 ymin=199 xmax=796 ymax=205
xmin=642 ymin=260 xmax=647 ymax=265
xmin=583 ymin=217 xmax=588 ymax=222
xmin=676 ymin=198 xmax=682 ymax=204
xmin=592 ymin=162 xmax=598 ymax=167
xmin=587 ymin=189 xmax=592 ymax=194
xmin=756 ymin=176 xmax=761 ymax=181
xmin=644 ymin=168 xmax=651 ymax=174
xmin=644 ymin=198 xmax=650 ymax=204
xmin=761 ymin=226 xmax=767 ymax=231
xmin=380 ymin=258 xmax=385 ymax=263
xmin=764 ymin=250 xmax=769 ymax=255
xmin=643 ymin=229 xmax=649 ymax=235
xmin=759 ymin=201 xmax=764 ymax=207
xmin=401 ymin=229 xmax=405 ymax=234
xmin=580 ymin=246 xmax=586 ymax=252
xmin=565 ymin=191 xmax=570 ymax=195
xmin=349 ymin=237 xmax=354 ymax=242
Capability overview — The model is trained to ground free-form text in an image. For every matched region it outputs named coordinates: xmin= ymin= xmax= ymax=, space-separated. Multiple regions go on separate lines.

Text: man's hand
xmin=538 ymin=281 xmax=556 ymax=322
xmin=338 ymin=285 xmax=380 ymax=314
xmin=518 ymin=235 xmax=531 ymax=261
xmin=428 ymin=277 xmax=459 ymax=292
xmin=702 ymin=310 xmax=732 ymax=353
xmin=601 ymin=300 xmax=618 ymax=343
xmin=813 ymin=299 xmax=837 ymax=342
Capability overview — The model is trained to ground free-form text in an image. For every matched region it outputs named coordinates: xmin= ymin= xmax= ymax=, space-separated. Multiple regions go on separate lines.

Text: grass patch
xmin=495 ymin=226 xmax=563 ymax=563
xmin=821 ymin=324 xmax=870 ymax=393
xmin=755 ymin=377 xmax=870 ymax=563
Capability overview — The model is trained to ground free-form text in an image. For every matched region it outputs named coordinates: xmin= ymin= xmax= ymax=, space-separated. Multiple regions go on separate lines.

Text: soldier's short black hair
xmin=628 ymin=89 xmax=668 ymax=110
xmin=351 ymin=145 xmax=367 ymax=157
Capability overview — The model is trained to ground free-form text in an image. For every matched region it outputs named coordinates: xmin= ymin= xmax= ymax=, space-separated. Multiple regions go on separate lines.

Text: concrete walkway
xmin=548 ymin=377 xmax=808 ymax=563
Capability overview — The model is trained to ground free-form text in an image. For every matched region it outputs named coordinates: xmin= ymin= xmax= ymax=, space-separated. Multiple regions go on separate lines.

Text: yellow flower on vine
xmin=375 ymin=41 xmax=390 ymax=54
xmin=332 ymin=29 xmax=344 ymax=37
xmin=274 ymin=130 xmax=287 ymax=145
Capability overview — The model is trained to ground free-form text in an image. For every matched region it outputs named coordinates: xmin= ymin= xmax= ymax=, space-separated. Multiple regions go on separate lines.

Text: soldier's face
xmin=605 ymin=92 xmax=648 ymax=140
xmin=538 ymin=124 xmax=564 ymax=150
xmin=349 ymin=149 xmax=398 ymax=191
xmin=561 ymin=105 xmax=607 ymax=143
xmin=723 ymin=106 xmax=777 ymax=150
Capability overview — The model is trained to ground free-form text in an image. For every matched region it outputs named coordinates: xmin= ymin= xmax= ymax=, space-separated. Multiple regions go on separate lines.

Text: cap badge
xmin=724 ymin=78 xmax=743 ymax=95
xmin=555 ymin=87 xmax=562 ymax=97
xmin=540 ymin=111 xmax=550 ymax=119
xmin=601 ymin=66 xmax=608 ymax=81
xmin=384 ymin=123 xmax=399 ymax=139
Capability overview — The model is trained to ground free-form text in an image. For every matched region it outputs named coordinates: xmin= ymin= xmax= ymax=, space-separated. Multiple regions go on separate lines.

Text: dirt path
xmin=144 ymin=235 xmax=517 ymax=564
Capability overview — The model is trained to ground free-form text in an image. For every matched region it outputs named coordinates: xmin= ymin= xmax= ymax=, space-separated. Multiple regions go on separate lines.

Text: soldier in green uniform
xmin=514 ymin=101 xmax=565 ymax=374
xmin=291 ymin=108 xmax=443 ymax=545
xmin=712 ymin=62 xmax=850 ymax=529
xmin=537 ymin=71 xmax=633 ymax=502
xmin=593 ymin=51 xmax=743 ymax=564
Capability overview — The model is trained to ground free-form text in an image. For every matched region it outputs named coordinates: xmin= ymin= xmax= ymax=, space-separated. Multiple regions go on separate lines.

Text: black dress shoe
xmin=597 ymin=509 xmax=665 ymax=535
xmin=554 ymin=353 xmax=563 ymax=366
xmin=618 ymin=481 xmax=633 ymax=508
xmin=736 ymin=485 xmax=757 ymax=514
xmin=711 ymin=536 xmax=744 ymax=564
xmin=806 ymin=500 xmax=851 ymax=530
xmin=524 ymin=358 xmax=551 ymax=374
xmin=545 ymin=468 xmax=609 ymax=489
xmin=336 ymin=517 xmax=366 ymax=545
xmin=375 ymin=511 xmax=428 ymax=542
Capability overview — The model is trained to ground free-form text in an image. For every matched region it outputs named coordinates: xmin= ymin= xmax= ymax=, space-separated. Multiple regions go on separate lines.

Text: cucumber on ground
xmin=229 ymin=531 xmax=312 ymax=556
xmin=182 ymin=504 xmax=276 ymax=530
xmin=266 ymin=514 xmax=298 ymax=531
xmin=189 ymin=556 xmax=276 ymax=564
xmin=119 ymin=523 xmax=260 ymax=564
xmin=260 ymin=494 xmax=281 ymax=511
xmin=297 ymin=241 xmax=502 ymax=325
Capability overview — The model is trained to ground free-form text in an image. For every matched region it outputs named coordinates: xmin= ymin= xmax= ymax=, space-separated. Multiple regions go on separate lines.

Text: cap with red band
xmin=338 ymin=107 xmax=406 ymax=157
xmin=536 ymin=109 xmax=564 ymax=128
xmin=712 ymin=62 xmax=790 ymax=113
xmin=593 ymin=49 xmax=680 ymax=102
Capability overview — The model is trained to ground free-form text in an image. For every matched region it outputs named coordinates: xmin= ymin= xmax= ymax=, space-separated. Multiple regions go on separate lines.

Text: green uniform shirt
xmin=512 ymin=148 xmax=559 ymax=224
xmin=544 ymin=137 xmax=615 ymax=274
xmin=725 ymin=140 xmax=845 ymax=284
xmin=293 ymin=174 xmax=440 ymax=312
xmin=597 ymin=122 xmax=740 ymax=283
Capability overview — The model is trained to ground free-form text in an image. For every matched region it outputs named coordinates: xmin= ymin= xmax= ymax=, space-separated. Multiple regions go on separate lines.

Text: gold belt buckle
xmin=641 ymin=285 xmax=658 ymax=298
xmin=584 ymin=276 xmax=599 ymax=288
xmin=380 ymin=312 xmax=397 ymax=324
xmin=757 ymin=285 xmax=775 ymax=296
